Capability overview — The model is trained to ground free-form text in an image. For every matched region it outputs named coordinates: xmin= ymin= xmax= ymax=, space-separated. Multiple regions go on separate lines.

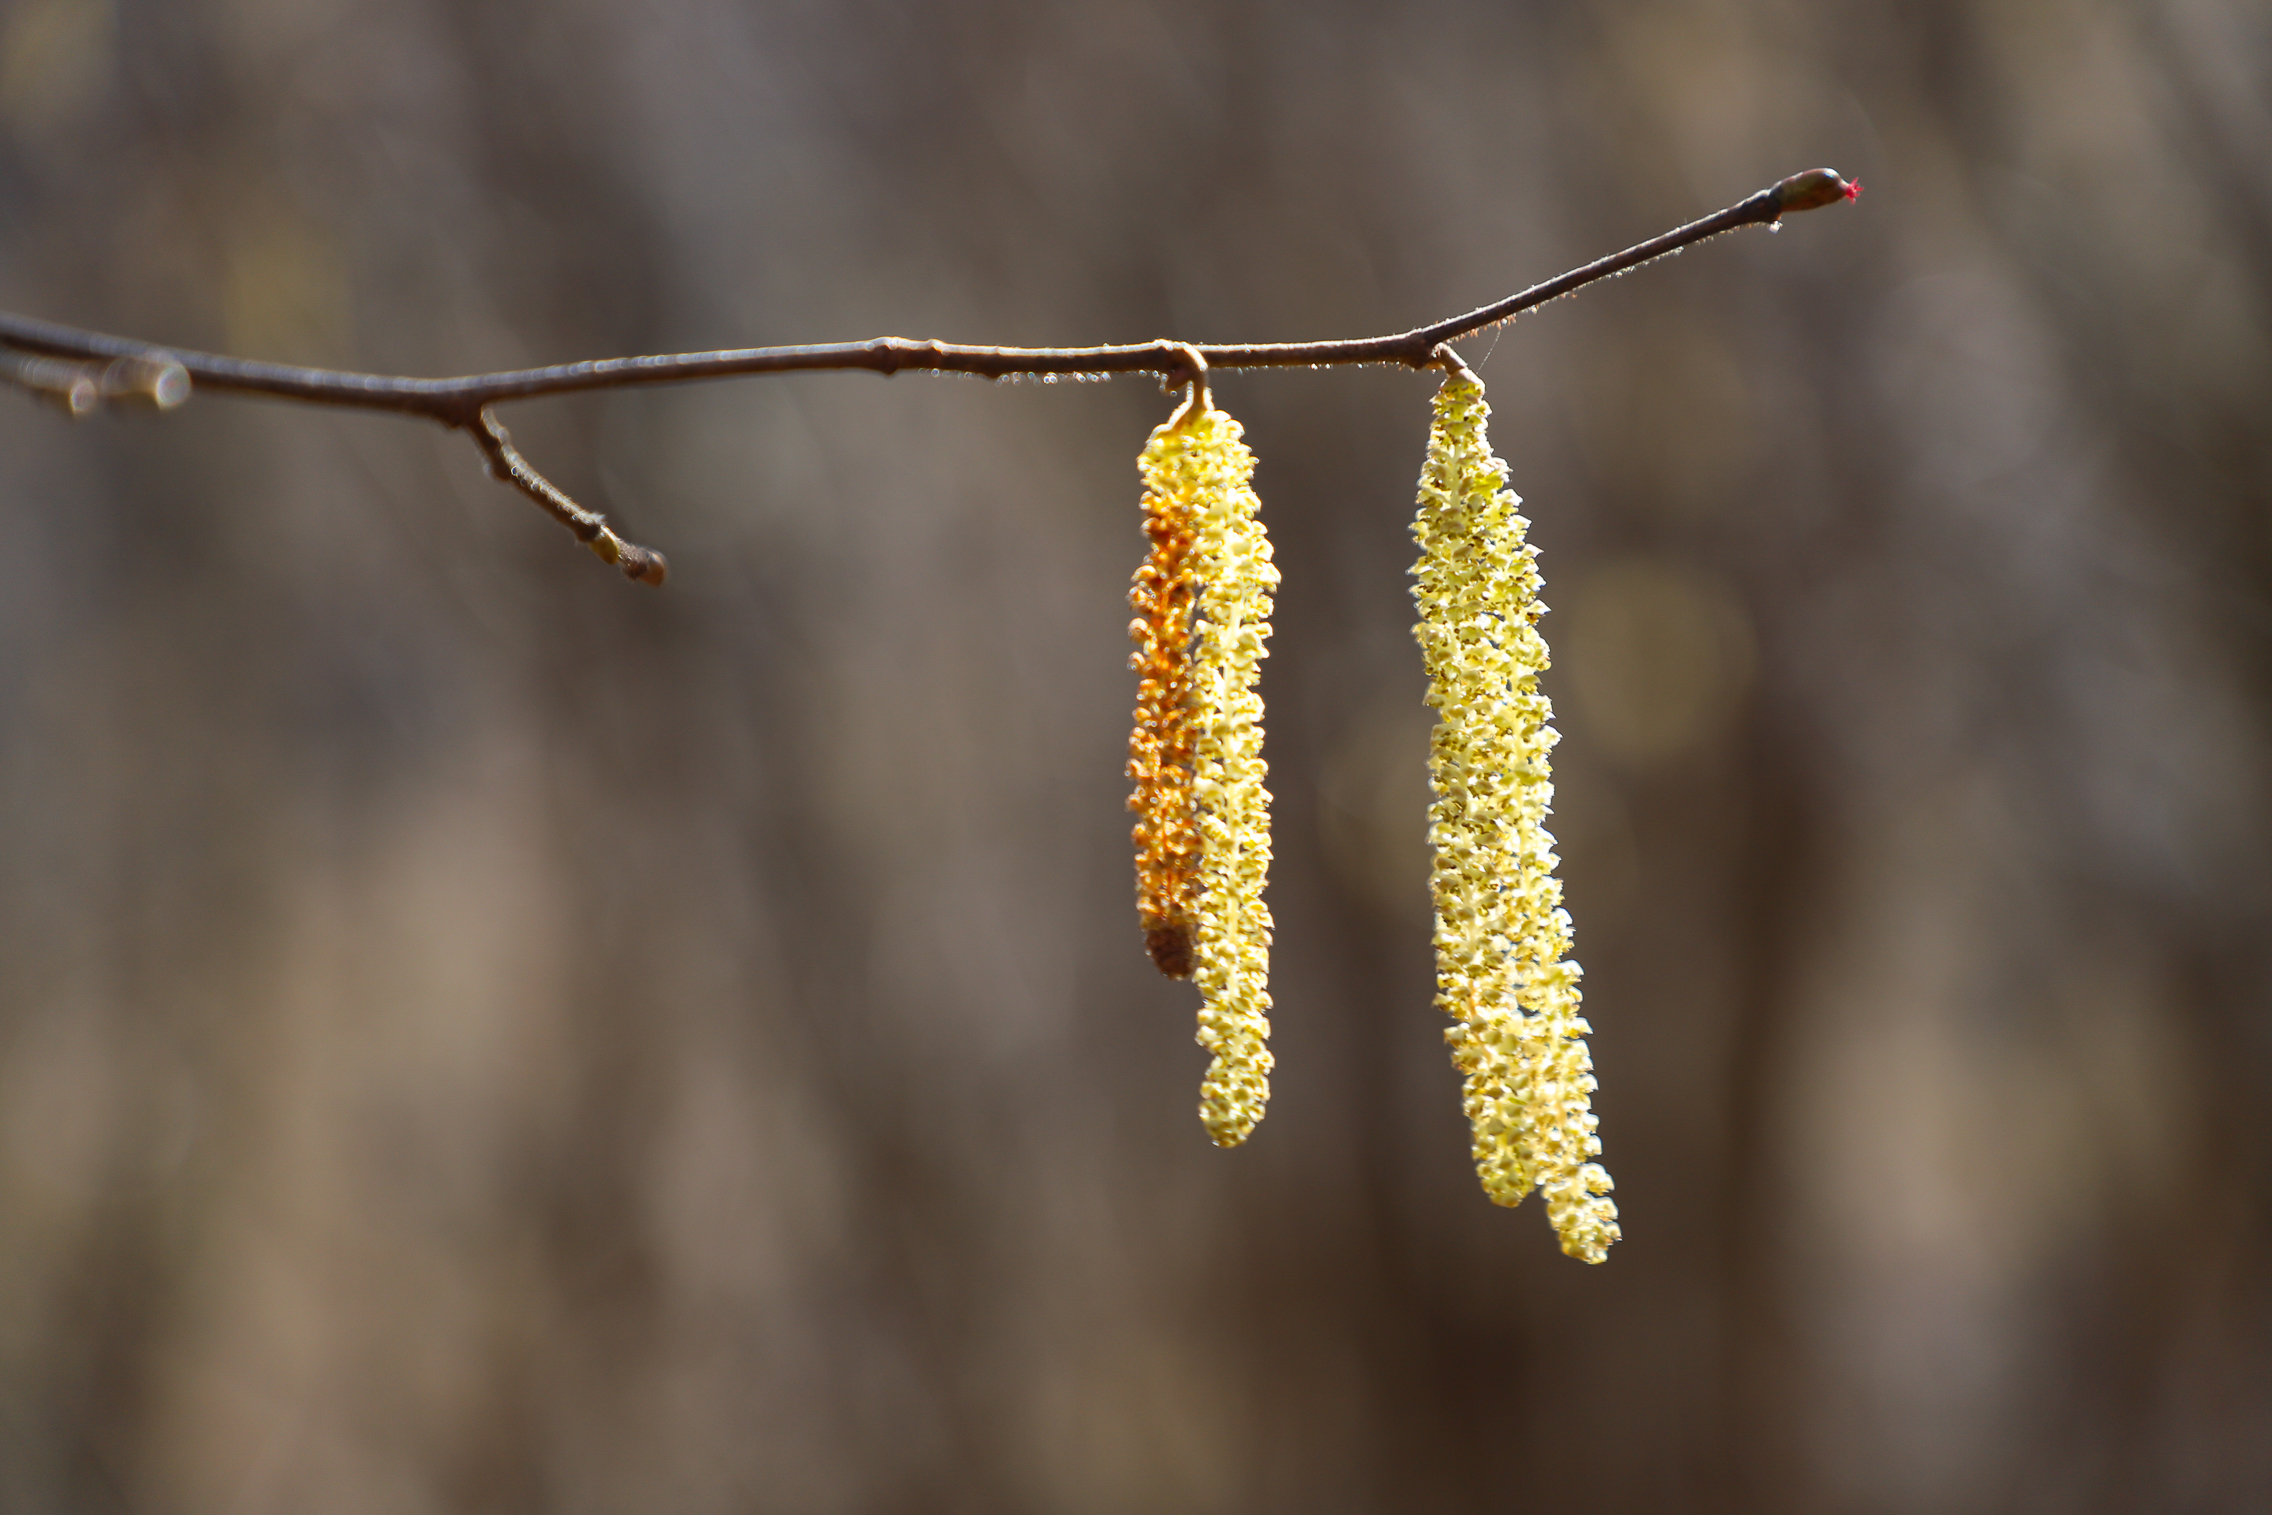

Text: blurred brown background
xmin=1 ymin=0 xmax=2267 ymax=1510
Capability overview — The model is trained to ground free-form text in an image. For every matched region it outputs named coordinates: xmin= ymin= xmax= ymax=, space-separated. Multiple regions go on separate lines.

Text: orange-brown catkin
xmin=1128 ymin=449 xmax=1202 ymax=978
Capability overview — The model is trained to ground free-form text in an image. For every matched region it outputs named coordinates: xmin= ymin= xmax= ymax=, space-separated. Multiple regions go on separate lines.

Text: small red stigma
xmin=1843 ymin=179 xmax=1863 ymax=200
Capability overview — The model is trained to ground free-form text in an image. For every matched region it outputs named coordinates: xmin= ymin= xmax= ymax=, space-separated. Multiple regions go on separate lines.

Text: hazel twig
xmin=0 ymin=170 xmax=1856 ymax=583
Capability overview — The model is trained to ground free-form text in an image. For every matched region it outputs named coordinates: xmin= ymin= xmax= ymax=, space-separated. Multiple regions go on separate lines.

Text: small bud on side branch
xmin=0 ymin=171 xmax=1855 ymax=582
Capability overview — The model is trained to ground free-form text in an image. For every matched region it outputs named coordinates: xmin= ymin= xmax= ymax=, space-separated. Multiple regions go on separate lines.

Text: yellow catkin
xmin=1410 ymin=373 xmax=1618 ymax=1262
xmin=1130 ymin=395 xmax=1278 ymax=1147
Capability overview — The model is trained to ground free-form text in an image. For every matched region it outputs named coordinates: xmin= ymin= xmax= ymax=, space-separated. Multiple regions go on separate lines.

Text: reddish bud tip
xmin=1771 ymin=168 xmax=1858 ymax=214
xmin=1843 ymin=179 xmax=1863 ymax=200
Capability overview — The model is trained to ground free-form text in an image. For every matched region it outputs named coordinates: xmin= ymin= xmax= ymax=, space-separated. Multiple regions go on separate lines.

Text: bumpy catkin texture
xmin=1410 ymin=375 xmax=1618 ymax=1262
xmin=1127 ymin=428 xmax=1203 ymax=979
xmin=1130 ymin=400 xmax=1278 ymax=1147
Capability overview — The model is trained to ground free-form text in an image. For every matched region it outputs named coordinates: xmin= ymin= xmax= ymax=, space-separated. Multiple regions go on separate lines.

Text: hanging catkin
xmin=1127 ymin=423 xmax=1203 ymax=981
xmin=1127 ymin=384 xmax=1278 ymax=1147
xmin=1410 ymin=370 xmax=1619 ymax=1262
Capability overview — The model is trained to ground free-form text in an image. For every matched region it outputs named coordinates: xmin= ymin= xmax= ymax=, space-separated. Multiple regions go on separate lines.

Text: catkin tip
xmin=1145 ymin=921 xmax=1196 ymax=979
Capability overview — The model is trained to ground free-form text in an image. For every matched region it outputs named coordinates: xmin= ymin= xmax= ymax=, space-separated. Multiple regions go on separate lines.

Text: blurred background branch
xmin=0 ymin=346 xmax=185 ymax=415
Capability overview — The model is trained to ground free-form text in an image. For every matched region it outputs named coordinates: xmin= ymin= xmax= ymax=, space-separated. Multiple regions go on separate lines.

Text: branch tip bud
xmin=621 ymin=546 xmax=668 ymax=586
xmin=1772 ymin=168 xmax=1860 ymax=216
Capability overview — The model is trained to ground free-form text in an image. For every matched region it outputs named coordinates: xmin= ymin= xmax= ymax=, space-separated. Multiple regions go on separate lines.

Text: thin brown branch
xmin=0 ymin=169 xmax=1855 ymax=583
xmin=467 ymin=408 xmax=670 ymax=585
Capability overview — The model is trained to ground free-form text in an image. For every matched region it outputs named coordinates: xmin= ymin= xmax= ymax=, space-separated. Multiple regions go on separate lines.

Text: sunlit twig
xmin=0 ymin=170 xmax=1856 ymax=585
